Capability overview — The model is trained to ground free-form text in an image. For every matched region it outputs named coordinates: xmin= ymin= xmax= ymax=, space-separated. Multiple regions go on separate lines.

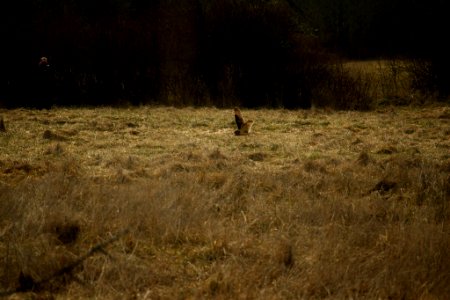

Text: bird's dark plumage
xmin=234 ymin=107 xmax=244 ymax=130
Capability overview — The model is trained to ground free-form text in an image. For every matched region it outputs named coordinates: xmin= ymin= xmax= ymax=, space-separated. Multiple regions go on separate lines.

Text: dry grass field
xmin=342 ymin=59 xmax=415 ymax=106
xmin=0 ymin=104 xmax=449 ymax=299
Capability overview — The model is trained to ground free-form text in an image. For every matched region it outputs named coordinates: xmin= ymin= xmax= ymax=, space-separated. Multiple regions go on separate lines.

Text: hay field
xmin=342 ymin=59 xmax=414 ymax=105
xmin=0 ymin=105 xmax=449 ymax=299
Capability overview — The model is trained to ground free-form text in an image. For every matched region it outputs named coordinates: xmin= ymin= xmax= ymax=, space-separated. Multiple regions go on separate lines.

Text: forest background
xmin=0 ymin=0 xmax=449 ymax=109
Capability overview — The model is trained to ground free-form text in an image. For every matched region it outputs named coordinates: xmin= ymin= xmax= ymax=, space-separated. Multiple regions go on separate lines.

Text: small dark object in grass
xmin=55 ymin=223 xmax=80 ymax=244
xmin=356 ymin=151 xmax=371 ymax=166
xmin=0 ymin=116 xmax=6 ymax=132
xmin=18 ymin=272 xmax=35 ymax=292
xmin=280 ymin=243 xmax=294 ymax=268
xmin=376 ymin=146 xmax=397 ymax=155
xmin=369 ymin=179 xmax=397 ymax=194
xmin=248 ymin=152 xmax=266 ymax=161
xmin=43 ymin=130 xmax=67 ymax=141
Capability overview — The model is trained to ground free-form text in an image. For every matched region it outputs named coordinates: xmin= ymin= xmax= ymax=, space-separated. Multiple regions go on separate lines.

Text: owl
xmin=234 ymin=107 xmax=254 ymax=136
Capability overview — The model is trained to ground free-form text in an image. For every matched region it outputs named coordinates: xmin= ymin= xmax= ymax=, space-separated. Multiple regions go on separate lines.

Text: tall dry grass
xmin=327 ymin=59 xmax=422 ymax=110
xmin=314 ymin=59 xmax=431 ymax=110
xmin=0 ymin=105 xmax=449 ymax=299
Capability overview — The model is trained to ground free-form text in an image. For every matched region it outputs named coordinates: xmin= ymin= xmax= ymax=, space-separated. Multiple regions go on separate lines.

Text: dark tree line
xmin=294 ymin=0 xmax=450 ymax=98
xmin=0 ymin=0 xmax=448 ymax=109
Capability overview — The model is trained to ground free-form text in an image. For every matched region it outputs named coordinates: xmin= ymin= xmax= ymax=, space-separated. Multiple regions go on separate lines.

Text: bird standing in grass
xmin=234 ymin=107 xmax=254 ymax=135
